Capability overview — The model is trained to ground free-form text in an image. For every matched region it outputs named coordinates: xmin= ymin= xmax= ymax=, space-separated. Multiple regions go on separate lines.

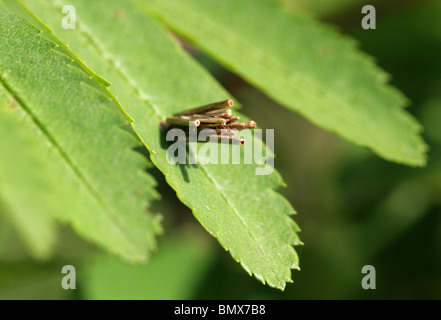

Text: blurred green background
xmin=1 ymin=0 xmax=440 ymax=299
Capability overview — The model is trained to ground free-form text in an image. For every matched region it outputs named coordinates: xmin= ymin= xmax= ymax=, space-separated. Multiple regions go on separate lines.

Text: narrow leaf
xmin=0 ymin=2 xmax=161 ymax=262
xmin=142 ymin=0 xmax=427 ymax=166
xmin=24 ymin=0 xmax=301 ymax=289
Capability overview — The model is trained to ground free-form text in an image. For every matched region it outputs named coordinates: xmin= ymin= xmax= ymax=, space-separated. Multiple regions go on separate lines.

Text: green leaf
xmin=142 ymin=0 xmax=427 ymax=166
xmin=0 ymin=2 xmax=161 ymax=262
xmin=24 ymin=0 xmax=301 ymax=289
